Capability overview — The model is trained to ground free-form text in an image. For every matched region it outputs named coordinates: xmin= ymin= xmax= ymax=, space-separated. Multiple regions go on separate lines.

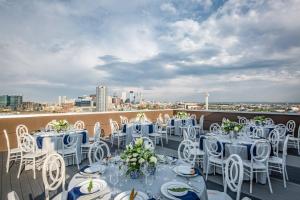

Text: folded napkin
xmin=174 ymin=191 xmax=200 ymax=200
xmin=122 ymin=124 xmax=127 ymax=133
xmin=78 ymin=131 xmax=87 ymax=144
xmin=79 ymin=165 xmax=90 ymax=173
xmin=36 ymin=136 xmax=44 ymax=149
xmin=67 ymin=186 xmax=84 ymax=200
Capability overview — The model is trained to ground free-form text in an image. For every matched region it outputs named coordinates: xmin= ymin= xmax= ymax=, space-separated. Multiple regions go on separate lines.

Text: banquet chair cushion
xmin=208 ymin=157 xmax=224 ymax=165
xmin=190 ymin=148 xmax=205 ymax=156
xmin=23 ymin=150 xmax=46 ymax=158
xmin=242 ymin=160 xmax=267 ymax=169
xmin=207 ymin=190 xmax=232 ymax=200
xmin=268 ymin=156 xmax=283 ymax=164
xmin=57 ymin=148 xmax=77 ymax=155
xmin=10 ymin=148 xmax=22 ymax=154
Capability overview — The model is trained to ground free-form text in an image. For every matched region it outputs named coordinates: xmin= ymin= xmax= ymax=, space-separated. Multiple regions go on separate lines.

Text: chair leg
xmin=33 ymin=158 xmax=36 ymax=179
xmin=282 ymin=164 xmax=286 ymax=188
xmin=75 ymin=153 xmax=80 ymax=170
xmin=250 ymin=169 xmax=253 ymax=194
xmin=161 ymin=137 xmax=163 ymax=148
xmin=6 ymin=153 xmax=10 ymax=173
xmin=266 ymin=170 xmax=273 ymax=193
xmin=205 ymin=161 xmax=209 ymax=181
xmin=285 ymin=165 xmax=289 ymax=181
xmin=17 ymin=157 xmax=23 ymax=179
xmin=298 ymin=141 xmax=300 ymax=155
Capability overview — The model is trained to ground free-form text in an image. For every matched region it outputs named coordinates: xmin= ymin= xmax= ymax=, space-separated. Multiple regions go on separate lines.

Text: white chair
xmin=81 ymin=122 xmax=101 ymax=157
xmin=209 ymin=123 xmax=221 ymax=134
xmin=57 ymin=133 xmax=80 ymax=170
xmin=42 ymin=153 xmax=66 ymax=200
xmin=207 ymin=154 xmax=244 ymax=200
xmin=275 ymin=124 xmax=286 ymax=140
xmin=238 ymin=116 xmax=248 ymax=125
xmin=7 ymin=191 xmax=20 ymax=200
xmin=74 ymin=120 xmax=85 ymax=130
xmin=269 ymin=135 xmax=290 ymax=188
xmin=156 ymin=121 xmax=168 ymax=144
xmin=265 ymin=118 xmax=274 ymax=125
xmin=110 ymin=119 xmax=126 ymax=149
xmin=205 ymin=137 xmax=226 ymax=185
xmin=45 ymin=121 xmax=55 ymax=131
xmin=3 ymin=129 xmax=21 ymax=173
xmin=88 ymin=140 xmax=111 ymax=165
xmin=141 ymin=136 xmax=155 ymax=151
xmin=17 ymin=133 xmax=47 ymax=179
xmin=179 ymin=119 xmax=189 ymax=137
xmin=288 ymin=125 xmax=300 ymax=155
xmin=242 ymin=139 xmax=273 ymax=194
xmin=120 ymin=116 xmax=129 ymax=125
xmin=286 ymin=120 xmax=296 ymax=136
xmin=148 ymin=124 xmax=164 ymax=148
xmin=268 ymin=129 xmax=280 ymax=157
xmin=132 ymin=123 xmax=143 ymax=139
xmin=16 ymin=124 xmax=29 ymax=147
xmin=253 ymin=126 xmax=265 ymax=138
xmin=186 ymin=126 xmax=205 ymax=167
xmin=166 ymin=119 xmax=175 ymax=136
xmin=178 ymin=139 xmax=197 ymax=166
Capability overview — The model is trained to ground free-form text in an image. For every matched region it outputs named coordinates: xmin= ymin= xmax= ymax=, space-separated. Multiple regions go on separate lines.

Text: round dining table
xmin=68 ymin=157 xmax=208 ymax=200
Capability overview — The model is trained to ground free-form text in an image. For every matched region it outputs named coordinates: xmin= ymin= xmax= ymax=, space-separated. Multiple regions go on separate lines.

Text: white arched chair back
xmin=190 ymin=114 xmax=196 ymax=119
xmin=133 ymin=124 xmax=143 ymax=135
xmin=141 ymin=137 xmax=155 ymax=151
xmin=4 ymin=130 xmax=11 ymax=153
xmin=238 ymin=116 xmax=248 ymax=125
xmin=19 ymin=133 xmax=36 ymax=153
xmin=88 ymin=141 xmax=111 ymax=165
xmin=251 ymin=140 xmax=270 ymax=163
xmin=286 ymin=120 xmax=296 ymax=135
xmin=45 ymin=121 xmax=55 ymax=131
xmin=178 ymin=140 xmax=196 ymax=166
xmin=268 ymin=129 xmax=280 ymax=157
xmin=275 ymin=124 xmax=286 ymax=139
xmin=282 ymin=135 xmax=290 ymax=164
xmin=253 ymin=126 xmax=264 ymax=138
xmin=205 ymin=137 xmax=223 ymax=159
xmin=224 ymin=154 xmax=244 ymax=200
xmin=265 ymin=118 xmax=274 ymax=125
xmin=164 ymin=114 xmax=171 ymax=123
xmin=74 ymin=120 xmax=85 ymax=130
xmin=209 ymin=123 xmax=221 ymax=134
xmin=62 ymin=134 xmax=78 ymax=151
xmin=93 ymin=122 xmax=101 ymax=141
xmin=187 ymin=126 xmax=197 ymax=141
xmin=16 ymin=124 xmax=29 ymax=147
xmin=42 ymin=153 xmax=65 ymax=200
xmin=7 ymin=191 xmax=20 ymax=200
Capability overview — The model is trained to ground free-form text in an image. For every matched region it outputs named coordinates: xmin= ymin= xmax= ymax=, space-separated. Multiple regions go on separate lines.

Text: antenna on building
xmin=205 ymin=92 xmax=209 ymax=110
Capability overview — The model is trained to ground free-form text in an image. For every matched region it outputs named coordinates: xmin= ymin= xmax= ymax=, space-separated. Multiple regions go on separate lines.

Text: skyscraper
xmin=96 ymin=86 xmax=107 ymax=112
xmin=129 ymin=91 xmax=134 ymax=104
xmin=121 ymin=91 xmax=127 ymax=103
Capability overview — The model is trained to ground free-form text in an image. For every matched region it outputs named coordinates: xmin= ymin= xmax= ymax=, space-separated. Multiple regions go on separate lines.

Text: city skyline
xmin=0 ymin=0 xmax=300 ymax=102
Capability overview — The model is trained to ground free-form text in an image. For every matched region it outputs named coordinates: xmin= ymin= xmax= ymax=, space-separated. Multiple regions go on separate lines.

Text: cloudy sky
xmin=0 ymin=0 xmax=300 ymax=103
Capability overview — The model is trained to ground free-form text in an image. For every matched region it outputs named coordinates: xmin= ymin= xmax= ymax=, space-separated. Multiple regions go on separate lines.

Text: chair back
xmin=74 ymin=120 xmax=85 ymax=130
xmin=45 ymin=122 xmax=55 ymax=131
xmin=19 ymin=133 xmax=36 ymax=153
xmin=93 ymin=122 xmax=101 ymax=142
xmin=187 ymin=126 xmax=197 ymax=141
xmin=110 ymin=120 xmax=120 ymax=134
xmin=209 ymin=123 xmax=221 ymax=134
xmin=42 ymin=153 xmax=65 ymax=200
xmin=88 ymin=140 xmax=111 ymax=165
xmin=178 ymin=140 xmax=196 ymax=166
xmin=253 ymin=126 xmax=264 ymax=138
xmin=275 ymin=124 xmax=286 ymax=138
xmin=133 ymin=124 xmax=142 ymax=135
xmin=224 ymin=154 xmax=244 ymax=200
xmin=141 ymin=137 xmax=155 ymax=151
xmin=265 ymin=118 xmax=274 ymax=125
xmin=7 ymin=191 xmax=20 ymax=200
xmin=62 ymin=134 xmax=77 ymax=151
xmin=286 ymin=120 xmax=296 ymax=135
xmin=205 ymin=137 xmax=224 ymax=159
xmin=16 ymin=124 xmax=28 ymax=147
xmin=3 ymin=130 xmax=11 ymax=152
xmin=282 ymin=135 xmax=289 ymax=164
xmin=268 ymin=129 xmax=280 ymax=157
xmin=251 ymin=139 xmax=270 ymax=163
xmin=238 ymin=116 xmax=248 ymax=125
xmin=190 ymin=114 xmax=196 ymax=119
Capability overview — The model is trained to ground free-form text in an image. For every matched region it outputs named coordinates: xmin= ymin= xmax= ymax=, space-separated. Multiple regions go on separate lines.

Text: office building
xmin=129 ymin=91 xmax=135 ymax=104
xmin=96 ymin=86 xmax=107 ymax=112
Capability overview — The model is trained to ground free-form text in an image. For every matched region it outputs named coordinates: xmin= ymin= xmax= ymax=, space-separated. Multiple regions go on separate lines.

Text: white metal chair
xmin=132 ymin=123 xmax=143 ymax=139
xmin=207 ymin=154 xmax=244 ymax=200
xmin=288 ymin=125 xmax=300 ymax=155
xmin=17 ymin=132 xmax=47 ymax=179
xmin=286 ymin=120 xmax=298 ymax=151
xmin=7 ymin=191 xmax=20 ymax=200
xmin=57 ymin=133 xmax=80 ymax=170
xmin=120 ymin=116 xmax=129 ymax=125
xmin=268 ymin=129 xmax=280 ymax=157
xmin=4 ymin=129 xmax=21 ymax=173
xmin=178 ymin=139 xmax=197 ymax=166
xmin=88 ymin=140 xmax=111 ymax=165
xmin=42 ymin=153 xmax=66 ymax=200
xmin=209 ymin=123 xmax=221 ymax=134
xmin=156 ymin=121 xmax=168 ymax=144
xmin=81 ymin=122 xmax=101 ymax=157
xmin=275 ymin=124 xmax=287 ymax=140
xmin=269 ymin=135 xmax=290 ymax=188
xmin=74 ymin=120 xmax=85 ymax=130
xmin=179 ymin=119 xmax=189 ymax=137
xmin=16 ymin=124 xmax=29 ymax=147
xmin=45 ymin=121 xmax=55 ymax=131
xmin=186 ymin=126 xmax=205 ymax=167
xmin=238 ymin=116 xmax=248 ymax=125
xmin=166 ymin=119 xmax=175 ymax=136
xmin=253 ymin=126 xmax=265 ymax=138
xmin=148 ymin=124 xmax=164 ymax=148
xmin=242 ymin=139 xmax=273 ymax=194
xmin=141 ymin=136 xmax=155 ymax=151
xmin=110 ymin=119 xmax=126 ymax=149
xmin=205 ymin=137 xmax=226 ymax=185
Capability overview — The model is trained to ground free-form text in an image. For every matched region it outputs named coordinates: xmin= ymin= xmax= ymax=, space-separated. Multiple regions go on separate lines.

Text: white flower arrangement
xmin=50 ymin=119 xmax=69 ymax=132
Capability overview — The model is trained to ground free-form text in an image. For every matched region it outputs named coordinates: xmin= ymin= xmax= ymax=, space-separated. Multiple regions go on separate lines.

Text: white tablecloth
xmin=125 ymin=122 xmax=154 ymax=144
xmin=173 ymin=118 xmax=194 ymax=136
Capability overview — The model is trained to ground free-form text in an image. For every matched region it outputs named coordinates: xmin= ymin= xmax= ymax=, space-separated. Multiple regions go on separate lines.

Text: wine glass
xmin=141 ymin=162 xmax=150 ymax=185
xmin=109 ymin=171 xmax=119 ymax=197
xmin=146 ymin=175 xmax=154 ymax=198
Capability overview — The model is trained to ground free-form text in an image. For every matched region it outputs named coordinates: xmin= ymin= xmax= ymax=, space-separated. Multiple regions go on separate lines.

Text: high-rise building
xmin=0 ymin=95 xmax=22 ymax=109
xmin=96 ymin=86 xmax=107 ymax=112
xmin=58 ymin=96 xmax=67 ymax=106
xmin=0 ymin=95 xmax=9 ymax=107
xmin=121 ymin=91 xmax=127 ymax=102
xmin=129 ymin=91 xmax=135 ymax=104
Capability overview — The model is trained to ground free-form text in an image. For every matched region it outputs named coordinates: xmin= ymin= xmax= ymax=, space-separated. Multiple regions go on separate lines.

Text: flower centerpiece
xmin=253 ymin=116 xmax=266 ymax=125
xmin=176 ymin=111 xmax=189 ymax=119
xmin=221 ymin=119 xmax=243 ymax=139
xmin=136 ymin=112 xmax=146 ymax=123
xmin=50 ymin=119 xmax=69 ymax=132
xmin=120 ymin=138 xmax=158 ymax=179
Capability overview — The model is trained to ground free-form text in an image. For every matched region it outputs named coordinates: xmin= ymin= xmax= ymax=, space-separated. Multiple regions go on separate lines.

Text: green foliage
xmin=221 ymin=119 xmax=243 ymax=133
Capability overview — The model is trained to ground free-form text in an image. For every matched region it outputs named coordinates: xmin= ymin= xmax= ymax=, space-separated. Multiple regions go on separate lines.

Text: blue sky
xmin=0 ymin=0 xmax=299 ymax=103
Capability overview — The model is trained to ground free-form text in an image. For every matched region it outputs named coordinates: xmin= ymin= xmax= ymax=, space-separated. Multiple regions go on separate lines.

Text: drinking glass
xmin=141 ymin=162 xmax=150 ymax=185
xmin=109 ymin=172 xmax=119 ymax=196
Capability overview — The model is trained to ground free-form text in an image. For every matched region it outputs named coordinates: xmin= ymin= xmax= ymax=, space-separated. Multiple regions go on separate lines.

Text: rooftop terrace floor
xmin=1 ymin=135 xmax=300 ymax=200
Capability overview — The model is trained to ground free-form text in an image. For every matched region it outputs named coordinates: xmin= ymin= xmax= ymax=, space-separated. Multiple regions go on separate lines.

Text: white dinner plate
xmin=173 ymin=165 xmax=197 ymax=177
xmin=114 ymin=190 xmax=148 ymax=200
xmin=161 ymin=181 xmax=191 ymax=200
xmin=78 ymin=179 xmax=107 ymax=194
xmin=84 ymin=165 xmax=106 ymax=174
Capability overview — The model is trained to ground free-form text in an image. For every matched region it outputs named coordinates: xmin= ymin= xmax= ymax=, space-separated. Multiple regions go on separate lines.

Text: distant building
xmin=121 ymin=92 xmax=127 ymax=102
xmin=96 ymin=86 xmax=107 ymax=112
xmin=0 ymin=95 xmax=23 ymax=110
xmin=129 ymin=91 xmax=135 ymax=104
xmin=58 ymin=96 xmax=67 ymax=106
